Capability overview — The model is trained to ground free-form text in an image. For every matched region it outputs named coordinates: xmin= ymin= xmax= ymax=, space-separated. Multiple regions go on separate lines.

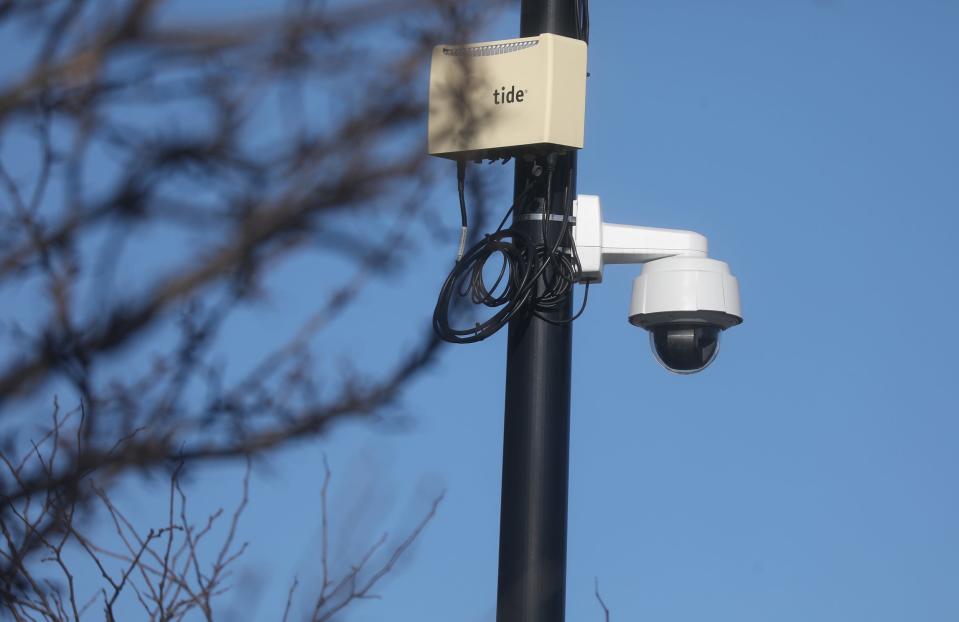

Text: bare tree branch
xmin=595 ymin=577 xmax=610 ymax=622
xmin=0 ymin=0 xmax=496 ymax=616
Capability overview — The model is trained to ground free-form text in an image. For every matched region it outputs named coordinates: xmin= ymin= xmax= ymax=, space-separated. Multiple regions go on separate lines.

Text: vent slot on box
xmin=442 ymin=40 xmax=538 ymax=57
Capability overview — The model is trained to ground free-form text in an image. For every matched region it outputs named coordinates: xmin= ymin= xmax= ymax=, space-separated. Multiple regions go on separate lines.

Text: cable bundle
xmin=433 ymin=157 xmax=589 ymax=344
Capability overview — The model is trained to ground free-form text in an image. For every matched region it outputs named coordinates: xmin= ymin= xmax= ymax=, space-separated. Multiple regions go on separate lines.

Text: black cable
xmin=575 ymin=0 xmax=589 ymax=44
xmin=539 ymin=281 xmax=590 ymax=325
xmin=434 ymin=157 xmax=590 ymax=344
xmin=582 ymin=0 xmax=589 ymax=44
xmin=455 ymin=160 xmax=468 ymax=261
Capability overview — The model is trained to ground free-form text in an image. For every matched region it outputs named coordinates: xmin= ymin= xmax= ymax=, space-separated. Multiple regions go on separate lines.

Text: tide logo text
xmin=493 ymin=85 xmax=527 ymax=105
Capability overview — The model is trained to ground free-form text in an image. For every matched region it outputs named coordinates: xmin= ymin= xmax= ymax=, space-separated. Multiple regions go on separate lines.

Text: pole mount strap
xmin=515 ymin=213 xmax=576 ymax=224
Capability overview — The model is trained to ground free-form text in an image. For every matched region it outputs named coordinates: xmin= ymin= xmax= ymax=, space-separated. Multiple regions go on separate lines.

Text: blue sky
xmin=4 ymin=1 xmax=959 ymax=620
xmin=234 ymin=2 xmax=959 ymax=619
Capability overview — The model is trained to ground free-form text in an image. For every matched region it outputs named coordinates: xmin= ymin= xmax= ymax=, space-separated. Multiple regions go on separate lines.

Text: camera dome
xmin=649 ymin=324 xmax=721 ymax=374
xmin=628 ymin=255 xmax=742 ymax=373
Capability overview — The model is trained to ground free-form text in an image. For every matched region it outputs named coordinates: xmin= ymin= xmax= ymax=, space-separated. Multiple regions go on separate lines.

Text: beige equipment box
xmin=428 ymin=33 xmax=587 ymax=161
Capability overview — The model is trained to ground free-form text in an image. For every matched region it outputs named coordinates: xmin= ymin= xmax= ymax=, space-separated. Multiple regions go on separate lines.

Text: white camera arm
xmin=572 ymin=195 xmax=708 ymax=283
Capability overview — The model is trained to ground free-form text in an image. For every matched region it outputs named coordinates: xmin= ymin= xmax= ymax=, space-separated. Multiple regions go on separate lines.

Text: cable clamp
xmin=515 ymin=213 xmax=576 ymax=224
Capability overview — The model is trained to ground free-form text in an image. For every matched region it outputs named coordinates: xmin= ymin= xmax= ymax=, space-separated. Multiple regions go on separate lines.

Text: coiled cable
xmin=433 ymin=157 xmax=589 ymax=344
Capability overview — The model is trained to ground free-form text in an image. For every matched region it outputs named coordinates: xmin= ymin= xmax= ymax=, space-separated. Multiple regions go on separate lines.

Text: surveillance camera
xmin=571 ymin=196 xmax=743 ymax=374
xmin=628 ymin=256 xmax=742 ymax=374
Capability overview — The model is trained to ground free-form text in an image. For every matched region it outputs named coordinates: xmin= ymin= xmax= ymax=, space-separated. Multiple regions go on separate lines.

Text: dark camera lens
xmin=649 ymin=324 xmax=721 ymax=374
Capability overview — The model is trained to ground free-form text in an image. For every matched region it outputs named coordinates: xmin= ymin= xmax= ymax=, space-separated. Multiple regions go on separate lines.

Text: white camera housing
xmin=428 ymin=33 xmax=587 ymax=160
xmin=628 ymin=256 xmax=742 ymax=331
xmin=572 ymin=195 xmax=743 ymax=373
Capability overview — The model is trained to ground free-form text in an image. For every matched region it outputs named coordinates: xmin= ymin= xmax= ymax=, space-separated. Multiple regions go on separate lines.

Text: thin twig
xmin=594 ymin=577 xmax=610 ymax=622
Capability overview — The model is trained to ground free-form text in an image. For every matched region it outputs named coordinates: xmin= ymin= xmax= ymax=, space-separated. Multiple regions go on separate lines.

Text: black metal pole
xmin=496 ymin=3 xmax=580 ymax=621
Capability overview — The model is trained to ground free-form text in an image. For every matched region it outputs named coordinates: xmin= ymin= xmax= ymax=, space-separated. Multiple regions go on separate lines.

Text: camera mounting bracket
xmin=572 ymin=194 xmax=708 ymax=283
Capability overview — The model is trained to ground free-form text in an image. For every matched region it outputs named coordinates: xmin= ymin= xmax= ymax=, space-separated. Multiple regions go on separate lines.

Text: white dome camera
xmin=572 ymin=195 xmax=743 ymax=374
xmin=629 ymin=256 xmax=742 ymax=373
